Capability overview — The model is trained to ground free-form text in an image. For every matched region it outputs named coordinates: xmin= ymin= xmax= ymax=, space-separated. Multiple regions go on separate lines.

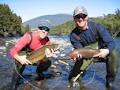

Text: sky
xmin=0 ymin=0 xmax=119 ymax=22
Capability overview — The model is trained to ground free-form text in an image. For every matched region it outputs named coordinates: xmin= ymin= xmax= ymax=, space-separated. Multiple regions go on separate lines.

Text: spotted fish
xmin=69 ymin=48 xmax=100 ymax=59
xmin=26 ymin=44 xmax=58 ymax=64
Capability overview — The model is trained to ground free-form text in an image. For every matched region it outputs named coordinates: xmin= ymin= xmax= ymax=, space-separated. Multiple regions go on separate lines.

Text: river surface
xmin=0 ymin=36 xmax=120 ymax=90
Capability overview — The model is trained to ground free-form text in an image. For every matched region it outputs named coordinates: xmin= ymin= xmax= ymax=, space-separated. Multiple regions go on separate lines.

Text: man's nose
xmin=79 ymin=18 xmax=83 ymax=21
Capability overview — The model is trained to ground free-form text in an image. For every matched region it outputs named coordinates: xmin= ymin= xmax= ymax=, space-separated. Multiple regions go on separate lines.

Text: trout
xmin=69 ymin=48 xmax=100 ymax=59
xmin=26 ymin=44 xmax=58 ymax=64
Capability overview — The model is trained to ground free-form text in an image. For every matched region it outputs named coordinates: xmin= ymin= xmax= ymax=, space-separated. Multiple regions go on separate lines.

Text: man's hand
xmin=14 ymin=54 xmax=32 ymax=65
xmin=69 ymin=50 xmax=82 ymax=61
xmin=93 ymin=49 xmax=109 ymax=58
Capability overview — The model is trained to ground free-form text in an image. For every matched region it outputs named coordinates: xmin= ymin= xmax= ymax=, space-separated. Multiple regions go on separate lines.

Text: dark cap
xmin=38 ymin=26 xmax=50 ymax=32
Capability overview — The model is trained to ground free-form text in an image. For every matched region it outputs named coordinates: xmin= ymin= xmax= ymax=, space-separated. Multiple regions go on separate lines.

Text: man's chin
xmin=78 ymin=26 xmax=84 ymax=29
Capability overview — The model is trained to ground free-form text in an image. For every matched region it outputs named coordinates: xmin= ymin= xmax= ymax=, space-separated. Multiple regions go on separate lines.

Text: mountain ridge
xmin=23 ymin=14 xmax=73 ymax=29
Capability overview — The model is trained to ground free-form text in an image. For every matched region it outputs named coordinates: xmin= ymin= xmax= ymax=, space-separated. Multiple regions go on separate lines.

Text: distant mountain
xmin=23 ymin=14 xmax=73 ymax=29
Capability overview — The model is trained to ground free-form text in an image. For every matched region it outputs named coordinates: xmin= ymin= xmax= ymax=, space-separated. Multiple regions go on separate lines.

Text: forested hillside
xmin=0 ymin=4 xmax=120 ymax=38
xmin=50 ymin=9 xmax=120 ymax=37
xmin=0 ymin=4 xmax=29 ymax=37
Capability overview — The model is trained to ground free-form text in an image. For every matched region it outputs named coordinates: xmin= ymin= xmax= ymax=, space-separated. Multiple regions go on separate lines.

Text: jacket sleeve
xmin=70 ymin=33 xmax=83 ymax=49
xmin=97 ymin=24 xmax=115 ymax=53
xmin=10 ymin=33 xmax=31 ymax=58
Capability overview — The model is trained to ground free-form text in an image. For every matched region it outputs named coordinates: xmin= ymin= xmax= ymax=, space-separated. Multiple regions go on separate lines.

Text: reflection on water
xmin=0 ymin=54 xmax=14 ymax=90
xmin=0 ymin=36 xmax=120 ymax=90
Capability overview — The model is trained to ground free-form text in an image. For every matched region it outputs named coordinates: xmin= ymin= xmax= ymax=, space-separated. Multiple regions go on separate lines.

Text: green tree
xmin=0 ymin=4 xmax=22 ymax=37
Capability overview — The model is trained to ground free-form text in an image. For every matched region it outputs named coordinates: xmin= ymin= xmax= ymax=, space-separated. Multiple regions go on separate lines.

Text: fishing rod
xmin=7 ymin=56 xmax=42 ymax=90
xmin=73 ymin=58 xmax=94 ymax=82
xmin=13 ymin=62 xmax=42 ymax=90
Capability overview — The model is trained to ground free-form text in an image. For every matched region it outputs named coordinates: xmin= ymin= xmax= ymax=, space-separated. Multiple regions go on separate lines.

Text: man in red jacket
xmin=10 ymin=26 xmax=53 ymax=80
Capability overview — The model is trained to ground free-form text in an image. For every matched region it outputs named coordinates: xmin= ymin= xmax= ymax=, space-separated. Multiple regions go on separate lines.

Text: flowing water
xmin=0 ymin=36 xmax=120 ymax=90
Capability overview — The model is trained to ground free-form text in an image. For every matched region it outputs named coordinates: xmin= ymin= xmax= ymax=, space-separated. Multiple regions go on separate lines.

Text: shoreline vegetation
xmin=0 ymin=4 xmax=120 ymax=38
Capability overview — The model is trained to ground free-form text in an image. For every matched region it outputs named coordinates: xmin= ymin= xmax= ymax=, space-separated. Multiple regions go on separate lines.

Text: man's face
xmin=74 ymin=13 xmax=88 ymax=29
xmin=39 ymin=30 xmax=48 ymax=39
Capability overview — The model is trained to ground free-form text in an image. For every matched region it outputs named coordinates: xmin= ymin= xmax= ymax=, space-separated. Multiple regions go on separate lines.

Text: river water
xmin=0 ymin=36 xmax=120 ymax=90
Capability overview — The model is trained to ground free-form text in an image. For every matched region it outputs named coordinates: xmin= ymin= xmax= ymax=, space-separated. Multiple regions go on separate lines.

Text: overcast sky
xmin=0 ymin=0 xmax=119 ymax=22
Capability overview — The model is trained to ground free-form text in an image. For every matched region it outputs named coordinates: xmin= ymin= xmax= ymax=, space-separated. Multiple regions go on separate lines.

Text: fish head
xmin=69 ymin=50 xmax=79 ymax=60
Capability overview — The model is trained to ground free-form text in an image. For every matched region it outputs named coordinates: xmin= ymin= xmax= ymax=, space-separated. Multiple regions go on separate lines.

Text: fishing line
xmin=13 ymin=63 xmax=41 ymax=90
xmin=11 ymin=58 xmax=66 ymax=90
xmin=10 ymin=59 xmax=42 ymax=90
xmin=8 ymin=44 xmax=70 ymax=90
xmin=83 ymin=64 xmax=96 ymax=86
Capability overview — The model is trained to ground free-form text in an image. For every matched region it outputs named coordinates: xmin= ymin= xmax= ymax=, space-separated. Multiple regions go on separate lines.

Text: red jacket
xmin=10 ymin=32 xmax=50 ymax=58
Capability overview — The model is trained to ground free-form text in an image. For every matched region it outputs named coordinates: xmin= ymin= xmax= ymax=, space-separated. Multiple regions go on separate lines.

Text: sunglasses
xmin=74 ymin=14 xmax=87 ymax=19
xmin=38 ymin=26 xmax=50 ymax=32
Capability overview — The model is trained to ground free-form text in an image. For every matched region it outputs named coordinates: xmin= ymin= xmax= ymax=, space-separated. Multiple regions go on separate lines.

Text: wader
xmin=10 ymin=51 xmax=51 ymax=90
xmin=68 ymin=42 xmax=119 ymax=88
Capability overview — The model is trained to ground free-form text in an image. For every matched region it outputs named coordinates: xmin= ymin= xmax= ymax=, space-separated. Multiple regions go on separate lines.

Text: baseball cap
xmin=38 ymin=26 xmax=50 ymax=32
xmin=73 ymin=6 xmax=88 ymax=17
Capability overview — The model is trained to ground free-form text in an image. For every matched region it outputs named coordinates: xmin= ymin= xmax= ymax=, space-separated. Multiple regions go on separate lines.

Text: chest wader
xmin=68 ymin=42 xmax=118 ymax=88
xmin=106 ymin=49 xmax=119 ymax=88
xmin=10 ymin=51 xmax=51 ymax=90
xmin=68 ymin=42 xmax=98 ymax=87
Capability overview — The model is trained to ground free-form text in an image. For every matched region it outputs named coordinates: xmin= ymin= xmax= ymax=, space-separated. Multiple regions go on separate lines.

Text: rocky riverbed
xmin=0 ymin=37 xmax=120 ymax=90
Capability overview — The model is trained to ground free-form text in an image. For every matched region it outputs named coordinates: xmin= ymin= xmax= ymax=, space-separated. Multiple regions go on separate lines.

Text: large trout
xmin=26 ymin=44 xmax=58 ymax=64
xmin=12 ymin=44 xmax=58 ymax=90
xmin=50 ymin=48 xmax=100 ymax=61
xmin=69 ymin=48 xmax=100 ymax=60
